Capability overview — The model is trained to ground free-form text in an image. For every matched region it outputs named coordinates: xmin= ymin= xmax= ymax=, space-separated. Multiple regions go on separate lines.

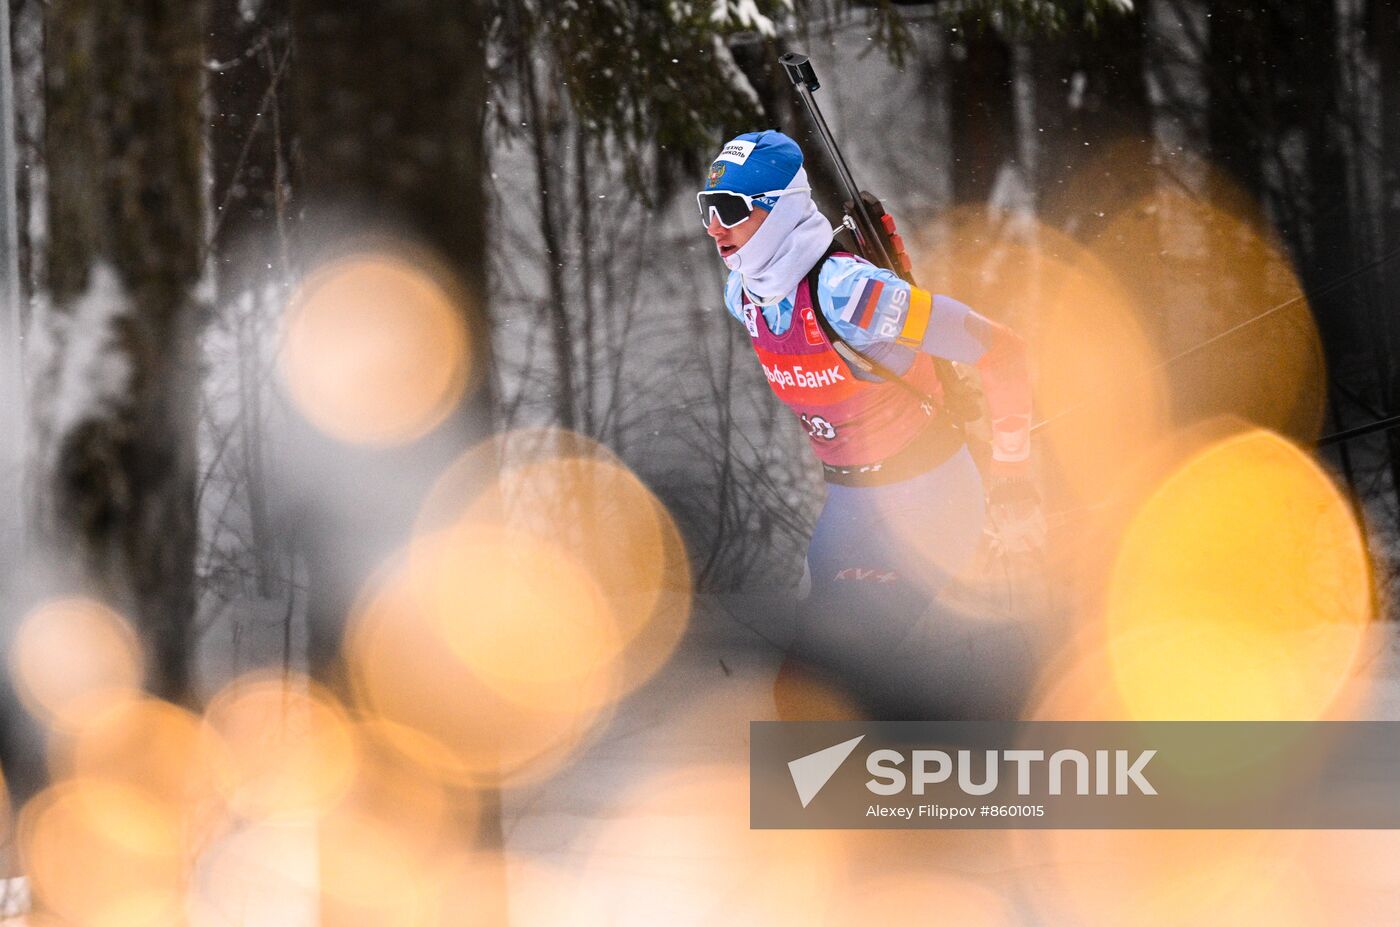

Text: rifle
xmin=780 ymin=51 xmax=979 ymax=426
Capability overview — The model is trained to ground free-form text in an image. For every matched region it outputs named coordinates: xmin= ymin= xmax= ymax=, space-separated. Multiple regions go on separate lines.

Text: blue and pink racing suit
xmin=725 ymin=252 xmax=1032 ymax=713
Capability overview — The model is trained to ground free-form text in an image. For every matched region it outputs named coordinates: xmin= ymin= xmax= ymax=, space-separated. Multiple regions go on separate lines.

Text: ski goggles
xmin=697 ymin=186 xmax=810 ymax=229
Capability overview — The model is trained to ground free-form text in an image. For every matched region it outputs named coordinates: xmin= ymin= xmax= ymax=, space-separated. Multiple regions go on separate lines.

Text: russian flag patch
xmin=841 ymin=279 xmax=885 ymax=329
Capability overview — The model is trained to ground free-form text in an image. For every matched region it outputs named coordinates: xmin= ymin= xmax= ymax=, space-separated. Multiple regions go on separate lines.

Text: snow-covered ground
xmin=2 ymin=573 xmax=1396 ymax=925
xmin=490 ymin=596 xmax=1400 ymax=927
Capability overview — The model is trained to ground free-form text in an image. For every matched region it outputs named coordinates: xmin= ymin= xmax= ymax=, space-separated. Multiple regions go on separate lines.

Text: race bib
xmin=743 ymin=304 xmax=760 ymax=337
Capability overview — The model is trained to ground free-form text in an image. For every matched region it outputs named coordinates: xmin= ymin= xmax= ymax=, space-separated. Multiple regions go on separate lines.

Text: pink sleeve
xmin=969 ymin=316 xmax=1032 ymax=478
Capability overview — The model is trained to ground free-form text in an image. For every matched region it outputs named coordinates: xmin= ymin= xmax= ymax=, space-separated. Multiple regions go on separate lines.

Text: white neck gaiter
xmin=722 ymin=167 xmax=835 ymax=306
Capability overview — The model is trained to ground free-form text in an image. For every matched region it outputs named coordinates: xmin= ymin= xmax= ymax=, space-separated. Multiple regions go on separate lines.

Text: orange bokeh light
xmin=1104 ymin=428 xmax=1371 ymax=721
xmin=413 ymin=427 xmax=692 ymax=702
xmin=21 ymin=779 xmax=187 ymax=927
xmin=347 ymin=531 xmax=619 ymax=788
xmin=51 ymin=697 xmax=225 ymax=833
xmin=200 ymin=672 xmax=359 ymax=822
xmin=11 ymin=597 xmax=144 ymax=733
xmin=280 ymin=252 xmax=472 ymax=446
xmin=572 ymin=765 xmax=846 ymax=923
xmin=1013 ymin=827 xmax=1321 ymax=927
xmin=1089 ymin=172 xmax=1326 ymax=440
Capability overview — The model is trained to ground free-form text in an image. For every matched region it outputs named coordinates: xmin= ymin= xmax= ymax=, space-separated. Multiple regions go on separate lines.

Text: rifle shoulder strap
xmin=803 ymin=249 xmax=946 ymax=418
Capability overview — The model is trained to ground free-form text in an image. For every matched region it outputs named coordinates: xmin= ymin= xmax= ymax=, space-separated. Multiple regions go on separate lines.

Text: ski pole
xmin=1317 ymin=412 xmax=1400 ymax=448
xmin=780 ymin=52 xmax=900 ymax=277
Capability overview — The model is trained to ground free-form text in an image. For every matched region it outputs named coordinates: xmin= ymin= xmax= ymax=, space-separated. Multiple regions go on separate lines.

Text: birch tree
xmin=38 ymin=0 xmax=206 ymax=701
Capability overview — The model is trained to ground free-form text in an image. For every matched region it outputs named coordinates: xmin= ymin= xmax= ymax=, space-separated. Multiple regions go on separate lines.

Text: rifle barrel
xmin=786 ymin=63 xmax=897 ymax=273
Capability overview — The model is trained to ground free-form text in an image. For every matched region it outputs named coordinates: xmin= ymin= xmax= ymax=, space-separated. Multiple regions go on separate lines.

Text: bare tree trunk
xmin=288 ymin=0 xmax=495 ymax=681
xmin=0 ymin=0 xmax=23 ymax=556
xmin=7 ymin=0 xmax=37 ymax=309
xmin=521 ymin=53 xmax=577 ymax=432
xmin=947 ymin=23 xmax=1016 ymax=206
xmin=1205 ymin=3 xmax=1270 ymax=204
xmin=1289 ymin=1 xmax=1371 ymax=500
xmin=1379 ymin=0 xmax=1400 ymax=328
xmin=41 ymin=0 xmax=206 ymax=702
xmin=0 ymin=0 xmax=45 ymax=846
xmin=574 ymin=129 xmax=599 ymax=437
xmin=209 ymin=0 xmax=291 ymax=296
xmin=1031 ymin=1 xmax=1154 ymax=237
xmin=1297 ymin=0 xmax=1357 ymax=346
xmin=208 ymin=0 xmax=292 ymax=600
xmin=285 ymin=2 xmax=505 ymax=916
xmin=289 ymin=0 xmax=490 ymax=299
xmin=1369 ymin=0 xmax=1400 ymax=518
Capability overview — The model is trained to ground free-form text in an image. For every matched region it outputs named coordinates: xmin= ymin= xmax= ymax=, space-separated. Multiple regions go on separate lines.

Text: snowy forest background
xmin=0 ymin=0 xmax=1399 ymax=878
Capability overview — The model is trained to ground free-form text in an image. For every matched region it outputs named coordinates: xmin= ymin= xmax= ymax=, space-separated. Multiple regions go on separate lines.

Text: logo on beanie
xmin=706 ymin=162 xmax=726 ymax=188
xmin=716 ymin=139 xmax=756 ymax=165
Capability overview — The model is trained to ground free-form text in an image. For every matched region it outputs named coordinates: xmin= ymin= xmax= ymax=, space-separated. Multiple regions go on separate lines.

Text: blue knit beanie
xmin=703 ymin=130 xmax=804 ymax=210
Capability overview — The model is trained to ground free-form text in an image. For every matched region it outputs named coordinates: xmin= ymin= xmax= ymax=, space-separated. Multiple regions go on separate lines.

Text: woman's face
xmin=706 ymin=205 xmax=768 ymax=260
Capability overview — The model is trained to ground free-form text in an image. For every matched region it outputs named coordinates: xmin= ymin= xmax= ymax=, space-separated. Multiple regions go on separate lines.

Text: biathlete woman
xmin=700 ymin=130 xmax=1042 ymax=717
